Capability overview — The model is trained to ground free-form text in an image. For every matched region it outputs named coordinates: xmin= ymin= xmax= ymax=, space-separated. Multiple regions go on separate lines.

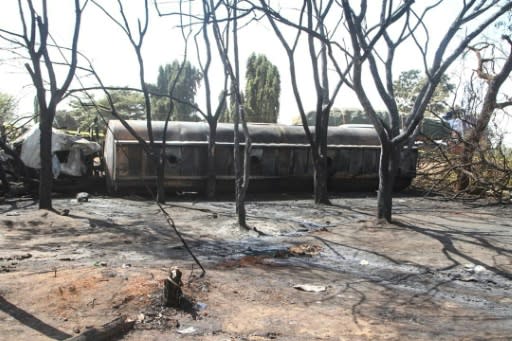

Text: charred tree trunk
xmin=39 ymin=109 xmax=54 ymax=210
xmin=233 ymin=104 xmax=251 ymax=228
xmin=232 ymin=1 xmax=250 ymax=228
xmin=234 ymin=122 xmax=247 ymax=226
xmin=313 ymin=155 xmax=330 ymax=204
xmin=206 ymin=119 xmax=217 ymax=198
xmin=0 ymin=163 xmax=8 ymax=193
xmin=313 ymin=105 xmax=331 ymax=205
xmin=157 ymin=116 xmax=172 ymax=204
xmin=239 ymin=122 xmax=252 ymax=227
xmin=156 ymin=149 xmax=166 ymax=203
xmin=377 ymin=142 xmax=399 ymax=222
xmin=456 ymin=143 xmax=472 ymax=191
xmin=14 ymin=0 xmax=84 ymax=210
xmin=235 ymin=182 xmax=246 ymax=226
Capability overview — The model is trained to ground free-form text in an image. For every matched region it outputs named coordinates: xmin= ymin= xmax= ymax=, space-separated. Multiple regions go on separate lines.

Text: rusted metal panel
xmin=104 ymin=120 xmax=417 ymax=193
xmin=107 ymin=120 xmax=381 ymax=145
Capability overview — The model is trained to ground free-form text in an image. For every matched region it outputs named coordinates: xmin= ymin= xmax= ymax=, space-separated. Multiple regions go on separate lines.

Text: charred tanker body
xmin=104 ymin=120 xmax=417 ymax=194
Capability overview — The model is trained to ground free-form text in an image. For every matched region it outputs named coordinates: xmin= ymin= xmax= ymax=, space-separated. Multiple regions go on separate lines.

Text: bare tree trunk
xmin=233 ymin=101 xmax=251 ymax=227
xmin=207 ymin=0 xmax=250 ymax=227
xmin=156 ymin=151 xmax=166 ymax=203
xmin=39 ymin=109 xmax=54 ymax=210
xmin=233 ymin=110 xmax=245 ymax=225
xmin=260 ymin=0 xmax=344 ymax=206
xmin=0 ymin=163 xmax=8 ymax=193
xmin=313 ymin=157 xmax=329 ymax=204
xmin=238 ymin=109 xmax=252 ymax=227
xmin=456 ymin=145 xmax=472 ymax=191
xmin=313 ymin=104 xmax=331 ymax=204
xmin=156 ymin=112 xmax=173 ymax=203
xmin=206 ymin=119 xmax=217 ymax=198
xmin=377 ymin=142 xmax=400 ymax=222
xmin=5 ymin=0 xmax=85 ymax=210
xmin=456 ymin=37 xmax=512 ymax=191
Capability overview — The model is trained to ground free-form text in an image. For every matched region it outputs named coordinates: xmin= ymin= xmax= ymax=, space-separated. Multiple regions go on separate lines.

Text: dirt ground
xmin=0 ymin=192 xmax=511 ymax=340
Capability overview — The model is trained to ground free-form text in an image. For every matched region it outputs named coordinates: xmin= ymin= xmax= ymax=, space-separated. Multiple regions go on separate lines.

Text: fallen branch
xmin=64 ymin=315 xmax=134 ymax=341
xmin=156 ymin=201 xmax=206 ymax=277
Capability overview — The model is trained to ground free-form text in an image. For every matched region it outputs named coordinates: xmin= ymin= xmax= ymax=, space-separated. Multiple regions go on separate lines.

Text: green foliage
xmin=0 ymin=92 xmax=17 ymax=123
xmin=63 ymin=90 xmax=145 ymax=132
xmin=54 ymin=110 xmax=78 ymax=130
xmin=148 ymin=60 xmax=202 ymax=121
xmin=293 ymin=108 xmax=386 ymax=126
xmin=219 ymin=82 xmax=247 ymax=123
xmin=244 ymin=53 xmax=280 ymax=123
xmin=393 ymin=69 xmax=454 ymax=116
xmin=101 ymin=90 xmax=146 ymax=120
xmin=218 ymin=89 xmax=233 ymax=123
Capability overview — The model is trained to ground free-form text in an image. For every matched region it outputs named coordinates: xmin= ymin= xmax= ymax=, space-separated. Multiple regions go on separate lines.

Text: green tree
xmin=149 ymin=61 xmax=202 ymax=121
xmin=98 ymin=90 xmax=145 ymax=120
xmin=0 ymin=92 xmax=16 ymax=123
xmin=54 ymin=110 xmax=78 ymax=130
xmin=66 ymin=90 xmax=145 ymax=132
xmin=219 ymin=83 xmax=244 ymax=123
xmin=244 ymin=53 xmax=280 ymax=123
xmin=293 ymin=108 xmax=386 ymax=126
xmin=393 ymin=69 xmax=454 ymax=116
xmin=218 ymin=90 xmax=232 ymax=123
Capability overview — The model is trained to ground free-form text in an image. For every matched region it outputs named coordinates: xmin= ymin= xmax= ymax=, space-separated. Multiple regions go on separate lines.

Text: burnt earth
xmin=0 ymin=193 xmax=511 ymax=340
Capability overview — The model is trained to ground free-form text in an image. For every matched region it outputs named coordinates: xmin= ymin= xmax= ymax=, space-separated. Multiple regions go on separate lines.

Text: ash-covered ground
xmin=1 ymin=193 xmax=511 ymax=340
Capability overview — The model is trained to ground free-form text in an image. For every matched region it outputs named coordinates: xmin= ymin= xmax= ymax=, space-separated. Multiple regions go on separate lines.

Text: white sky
xmin=0 ymin=0 xmax=510 ymax=145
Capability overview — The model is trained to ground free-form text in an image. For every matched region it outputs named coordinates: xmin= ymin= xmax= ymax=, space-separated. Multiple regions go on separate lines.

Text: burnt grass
xmin=0 ymin=191 xmax=511 ymax=340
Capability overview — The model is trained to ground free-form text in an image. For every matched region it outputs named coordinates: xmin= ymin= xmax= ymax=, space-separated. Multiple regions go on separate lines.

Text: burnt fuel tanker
xmin=103 ymin=120 xmax=417 ymax=193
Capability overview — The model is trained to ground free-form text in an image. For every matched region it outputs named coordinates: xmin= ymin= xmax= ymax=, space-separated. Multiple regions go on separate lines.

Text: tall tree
xmin=66 ymin=90 xmax=145 ymax=132
xmin=245 ymin=53 xmax=280 ymax=123
xmin=294 ymin=108 xmax=390 ymax=126
xmin=0 ymin=92 xmax=17 ymax=123
xmin=341 ymin=0 xmax=512 ymax=222
xmin=259 ymin=0 xmax=346 ymax=204
xmin=457 ymin=35 xmax=512 ymax=190
xmin=155 ymin=0 xmax=230 ymax=199
xmin=393 ymin=70 xmax=454 ymax=117
xmin=209 ymin=0 xmax=253 ymax=228
xmin=258 ymin=0 xmax=410 ymax=205
xmin=92 ymin=0 xmax=174 ymax=202
xmin=149 ymin=60 xmax=202 ymax=121
xmin=0 ymin=0 xmax=86 ymax=210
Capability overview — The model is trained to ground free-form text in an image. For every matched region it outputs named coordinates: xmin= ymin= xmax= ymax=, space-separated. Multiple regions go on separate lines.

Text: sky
xmin=0 ymin=0 xmax=511 ymax=144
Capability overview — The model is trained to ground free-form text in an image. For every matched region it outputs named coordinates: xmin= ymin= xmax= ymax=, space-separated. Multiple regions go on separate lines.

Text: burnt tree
xmin=0 ymin=0 xmax=86 ymax=209
xmin=209 ymin=0 xmax=252 ymax=228
xmin=258 ymin=0 xmax=345 ymax=204
xmin=457 ymin=36 xmax=512 ymax=190
xmin=341 ymin=0 xmax=512 ymax=221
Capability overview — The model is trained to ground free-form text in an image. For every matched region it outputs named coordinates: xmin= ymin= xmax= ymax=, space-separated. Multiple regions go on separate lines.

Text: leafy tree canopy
xmin=218 ymin=89 xmax=232 ymax=123
xmin=0 ymin=92 xmax=17 ymax=123
xmin=292 ymin=108 xmax=387 ymax=126
xmin=393 ymin=69 xmax=454 ymax=116
xmin=63 ymin=90 xmax=145 ymax=132
xmin=147 ymin=60 xmax=202 ymax=121
xmin=245 ymin=53 xmax=280 ymax=123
